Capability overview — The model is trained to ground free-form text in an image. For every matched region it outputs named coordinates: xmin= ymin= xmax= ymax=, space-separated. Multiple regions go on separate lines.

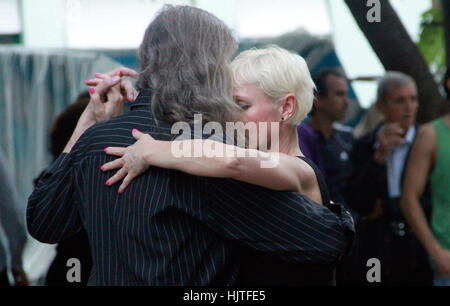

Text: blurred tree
xmin=417 ymin=0 xmax=450 ymax=79
xmin=442 ymin=0 xmax=450 ymax=65
xmin=344 ymin=0 xmax=444 ymax=123
xmin=418 ymin=6 xmax=445 ymax=76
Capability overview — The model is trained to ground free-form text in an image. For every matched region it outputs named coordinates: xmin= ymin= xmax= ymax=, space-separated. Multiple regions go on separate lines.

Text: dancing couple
xmin=28 ymin=5 xmax=354 ymax=285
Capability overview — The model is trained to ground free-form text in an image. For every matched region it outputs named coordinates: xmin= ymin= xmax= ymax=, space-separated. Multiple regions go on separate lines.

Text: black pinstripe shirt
xmin=27 ymin=89 xmax=354 ymax=286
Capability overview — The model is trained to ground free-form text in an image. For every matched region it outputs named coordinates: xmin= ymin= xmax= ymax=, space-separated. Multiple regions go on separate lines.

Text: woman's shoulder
xmin=295 ymin=156 xmax=319 ymax=179
xmin=293 ymin=155 xmax=324 ymax=204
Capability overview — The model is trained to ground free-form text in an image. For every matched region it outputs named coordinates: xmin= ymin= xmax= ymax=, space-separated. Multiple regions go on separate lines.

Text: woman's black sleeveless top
xmin=236 ymin=156 xmax=337 ymax=286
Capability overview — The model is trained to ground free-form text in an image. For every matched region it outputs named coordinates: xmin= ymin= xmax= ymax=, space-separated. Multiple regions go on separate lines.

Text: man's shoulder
xmin=89 ymin=109 xmax=155 ymax=134
xmin=331 ymin=123 xmax=355 ymax=147
xmin=355 ymin=122 xmax=383 ymax=142
xmin=297 ymin=122 xmax=314 ymax=134
xmin=333 ymin=123 xmax=353 ymax=137
xmin=73 ymin=109 xmax=168 ymax=157
xmin=352 ymin=125 xmax=381 ymax=155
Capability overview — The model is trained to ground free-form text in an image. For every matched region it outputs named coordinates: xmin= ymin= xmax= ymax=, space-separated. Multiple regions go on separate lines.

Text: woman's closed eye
xmin=237 ymin=101 xmax=251 ymax=110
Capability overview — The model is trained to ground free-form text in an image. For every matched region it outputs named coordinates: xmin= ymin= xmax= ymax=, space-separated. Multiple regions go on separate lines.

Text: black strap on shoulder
xmin=297 ymin=156 xmax=331 ymax=205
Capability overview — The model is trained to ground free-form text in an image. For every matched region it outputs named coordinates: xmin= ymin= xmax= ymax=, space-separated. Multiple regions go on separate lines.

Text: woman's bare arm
xmin=102 ymin=130 xmax=318 ymax=200
xmin=400 ymin=124 xmax=450 ymax=277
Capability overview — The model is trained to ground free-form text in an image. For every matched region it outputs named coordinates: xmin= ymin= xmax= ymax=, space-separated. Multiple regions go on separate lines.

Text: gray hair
xmin=136 ymin=5 xmax=241 ymax=124
xmin=377 ymin=71 xmax=416 ymax=103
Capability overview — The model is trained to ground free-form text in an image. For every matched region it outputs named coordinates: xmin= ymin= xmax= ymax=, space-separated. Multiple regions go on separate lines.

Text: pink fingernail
xmin=104 ymin=148 xmax=108 ymax=153
xmin=118 ymin=190 xmax=122 ymax=195
xmin=95 ymin=73 xmax=101 ymax=77
xmin=100 ymin=165 xmax=105 ymax=171
xmin=89 ymin=87 xmax=95 ymax=94
xmin=106 ymin=180 xmax=110 ymax=186
xmin=132 ymin=129 xmax=138 ymax=133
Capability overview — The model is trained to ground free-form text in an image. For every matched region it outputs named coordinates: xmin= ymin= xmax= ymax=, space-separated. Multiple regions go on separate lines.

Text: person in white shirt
xmin=346 ymin=71 xmax=433 ymax=285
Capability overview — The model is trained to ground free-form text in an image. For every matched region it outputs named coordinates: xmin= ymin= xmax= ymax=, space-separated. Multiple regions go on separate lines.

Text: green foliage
xmin=418 ymin=7 xmax=446 ymax=76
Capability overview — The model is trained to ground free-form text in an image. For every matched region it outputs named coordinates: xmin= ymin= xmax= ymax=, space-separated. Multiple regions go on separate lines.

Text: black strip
xmin=297 ymin=156 xmax=331 ymax=205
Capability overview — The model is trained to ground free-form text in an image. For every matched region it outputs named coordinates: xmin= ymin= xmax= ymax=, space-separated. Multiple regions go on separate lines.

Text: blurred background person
xmin=296 ymin=117 xmax=324 ymax=174
xmin=33 ymin=92 xmax=93 ymax=286
xmin=400 ymin=66 xmax=450 ymax=286
xmin=347 ymin=71 xmax=432 ymax=285
xmin=0 ymin=149 xmax=29 ymax=286
xmin=353 ymin=102 xmax=385 ymax=139
xmin=299 ymin=68 xmax=354 ymax=211
xmin=297 ymin=67 xmax=358 ymax=285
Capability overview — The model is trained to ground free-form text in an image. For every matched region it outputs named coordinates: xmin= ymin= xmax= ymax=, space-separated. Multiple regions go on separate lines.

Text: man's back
xmin=41 ymin=90 xmax=238 ymax=285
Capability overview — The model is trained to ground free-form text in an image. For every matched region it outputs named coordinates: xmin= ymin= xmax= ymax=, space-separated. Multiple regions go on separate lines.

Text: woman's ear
xmin=280 ymin=93 xmax=297 ymax=122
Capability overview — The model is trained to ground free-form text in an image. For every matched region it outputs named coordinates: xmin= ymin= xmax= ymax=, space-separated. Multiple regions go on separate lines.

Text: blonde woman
xmin=99 ymin=46 xmax=342 ymax=285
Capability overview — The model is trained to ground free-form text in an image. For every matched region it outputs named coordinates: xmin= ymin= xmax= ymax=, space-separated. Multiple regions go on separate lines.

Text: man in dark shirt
xmin=298 ymin=68 xmax=358 ymax=285
xmin=299 ymin=68 xmax=354 ymax=209
xmin=27 ymin=5 xmax=354 ymax=285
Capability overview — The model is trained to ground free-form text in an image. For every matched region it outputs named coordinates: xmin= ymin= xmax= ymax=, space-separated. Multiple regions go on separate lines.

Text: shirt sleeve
xmin=27 ymin=152 xmax=83 ymax=244
xmin=204 ymin=178 xmax=355 ymax=264
xmin=0 ymin=151 xmax=28 ymax=270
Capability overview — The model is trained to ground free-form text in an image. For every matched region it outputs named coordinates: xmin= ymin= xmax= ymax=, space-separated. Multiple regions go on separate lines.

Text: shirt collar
xmin=130 ymin=88 xmax=152 ymax=110
xmin=128 ymin=88 xmax=175 ymax=130
xmin=404 ymin=125 xmax=416 ymax=144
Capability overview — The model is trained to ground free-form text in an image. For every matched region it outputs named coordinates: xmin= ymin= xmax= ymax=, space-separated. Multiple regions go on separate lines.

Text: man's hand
xmin=432 ymin=247 xmax=450 ymax=277
xmin=12 ymin=269 xmax=29 ymax=286
xmin=374 ymin=123 xmax=406 ymax=164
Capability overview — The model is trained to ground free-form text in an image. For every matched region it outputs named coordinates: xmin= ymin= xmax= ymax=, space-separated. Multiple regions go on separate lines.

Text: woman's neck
xmin=277 ymin=126 xmax=302 ymax=156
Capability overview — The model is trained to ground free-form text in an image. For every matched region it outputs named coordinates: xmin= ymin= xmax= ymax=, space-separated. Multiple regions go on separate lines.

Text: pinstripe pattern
xmin=27 ymin=89 xmax=354 ymax=285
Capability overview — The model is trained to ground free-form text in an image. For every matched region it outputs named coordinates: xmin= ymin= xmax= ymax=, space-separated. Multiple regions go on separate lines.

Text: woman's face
xmin=232 ymin=82 xmax=281 ymax=149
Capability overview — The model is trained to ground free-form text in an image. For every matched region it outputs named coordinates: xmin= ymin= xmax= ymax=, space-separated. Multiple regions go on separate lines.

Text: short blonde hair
xmin=231 ymin=45 xmax=315 ymax=126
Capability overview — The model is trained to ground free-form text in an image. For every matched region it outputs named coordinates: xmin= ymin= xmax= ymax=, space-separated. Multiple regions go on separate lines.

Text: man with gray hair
xmin=346 ymin=71 xmax=432 ymax=285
